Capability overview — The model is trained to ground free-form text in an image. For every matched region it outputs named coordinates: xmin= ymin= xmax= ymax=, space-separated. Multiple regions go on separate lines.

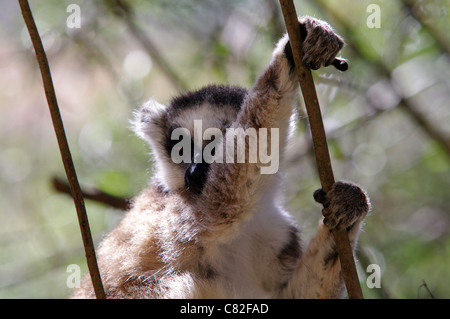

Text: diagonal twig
xmin=313 ymin=0 xmax=450 ymax=159
xmin=18 ymin=0 xmax=106 ymax=299
xmin=402 ymin=0 xmax=450 ymax=58
xmin=52 ymin=176 xmax=131 ymax=211
xmin=279 ymin=0 xmax=363 ymax=299
xmin=107 ymin=0 xmax=188 ymax=92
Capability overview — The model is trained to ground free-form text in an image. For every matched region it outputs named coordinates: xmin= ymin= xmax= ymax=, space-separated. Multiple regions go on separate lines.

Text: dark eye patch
xmin=166 ymin=130 xmax=195 ymax=161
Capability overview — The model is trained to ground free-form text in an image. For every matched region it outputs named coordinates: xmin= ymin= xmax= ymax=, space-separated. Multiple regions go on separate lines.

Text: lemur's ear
xmin=132 ymin=99 xmax=187 ymax=191
xmin=132 ymin=99 xmax=168 ymax=146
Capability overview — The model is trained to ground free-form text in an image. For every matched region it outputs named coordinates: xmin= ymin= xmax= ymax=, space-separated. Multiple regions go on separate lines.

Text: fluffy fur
xmin=72 ymin=16 xmax=369 ymax=299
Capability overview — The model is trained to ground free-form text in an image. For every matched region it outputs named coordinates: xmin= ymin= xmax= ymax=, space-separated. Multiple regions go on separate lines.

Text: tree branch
xmin=52 ymin=177 xmax=131 ymax=211
xmin=279 ymin=0 xmax=364 ymax=299
xmin=418 ymin=280 xmax=435 ymax=299
xmin=18 ymin=0 xmax=106 ymax=299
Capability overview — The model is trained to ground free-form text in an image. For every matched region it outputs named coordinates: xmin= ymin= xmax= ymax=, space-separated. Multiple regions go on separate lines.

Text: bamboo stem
xmin=18 ymin=0 xmax=106 ymax=299
xmin=279 ymin=0 xmax=363 ymax=299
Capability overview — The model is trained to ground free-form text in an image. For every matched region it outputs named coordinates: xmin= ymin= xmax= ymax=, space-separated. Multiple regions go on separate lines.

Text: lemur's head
xmin=133 ymin=85 xmax=247 ymax=194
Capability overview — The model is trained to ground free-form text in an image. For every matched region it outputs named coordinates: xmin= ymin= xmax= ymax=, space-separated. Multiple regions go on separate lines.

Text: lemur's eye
xmin=167 ymin=133 xmax=196 ymax=162
xmin=167 ymin=138 xmax=181 ymax=156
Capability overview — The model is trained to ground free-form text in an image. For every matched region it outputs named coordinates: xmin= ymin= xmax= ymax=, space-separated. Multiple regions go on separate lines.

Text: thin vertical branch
xmin=279 ymin=0 xmax=363 ymax=299
xmin=18 ymin=0 xmax=106 ymax=299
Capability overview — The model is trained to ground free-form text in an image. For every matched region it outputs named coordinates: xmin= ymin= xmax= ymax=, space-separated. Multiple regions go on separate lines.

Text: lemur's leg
xmin=199 ymin=17 xmax=344 ymax=236
xmin=282 ymin=181 xmax=371 ymax=298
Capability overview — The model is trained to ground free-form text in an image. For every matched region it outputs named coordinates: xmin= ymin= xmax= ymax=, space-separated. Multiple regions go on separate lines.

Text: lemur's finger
xmin=313 ymin=189 xmax=327 ymax=203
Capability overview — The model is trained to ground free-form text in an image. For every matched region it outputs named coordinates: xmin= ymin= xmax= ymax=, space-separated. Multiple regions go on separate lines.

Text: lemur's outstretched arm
xmin=204 ymin=17 xmax=370 ymax=298
xmin=201 ymin=16 xmax=345 ymax=236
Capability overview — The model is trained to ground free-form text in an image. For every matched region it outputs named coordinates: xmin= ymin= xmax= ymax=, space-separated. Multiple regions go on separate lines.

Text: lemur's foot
xmin=299 ymin=16 xmax=344 ymax=70
xmin=314 ymin=181 xmax=370 ymax=230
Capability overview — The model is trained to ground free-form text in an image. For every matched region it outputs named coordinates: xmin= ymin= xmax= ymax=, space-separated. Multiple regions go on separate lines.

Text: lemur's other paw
xmin=314 ymin=181 xmax=370 ymax=231
xmin=299 ymin=16 xmax=344 ymax=70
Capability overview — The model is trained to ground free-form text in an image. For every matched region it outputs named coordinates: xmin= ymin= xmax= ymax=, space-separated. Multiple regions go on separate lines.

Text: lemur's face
xmin=164 ymin=102 xmax=239 ymax=194
xmin=133 ymin=85 xmax=246 ymax=194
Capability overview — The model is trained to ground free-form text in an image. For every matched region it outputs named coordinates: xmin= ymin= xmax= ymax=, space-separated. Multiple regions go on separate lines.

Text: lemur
xmin=72 ymin=16 xmax=370 ymax=299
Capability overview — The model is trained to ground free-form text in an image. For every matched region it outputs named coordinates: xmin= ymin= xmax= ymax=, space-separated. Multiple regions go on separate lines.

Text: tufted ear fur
xmin=132 ymin=99 xmax=185 ymax=191
xmin=132 ymin=99 xmax=168 ymax=145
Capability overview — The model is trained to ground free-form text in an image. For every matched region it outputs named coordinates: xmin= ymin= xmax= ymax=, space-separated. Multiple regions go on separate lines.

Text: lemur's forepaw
xmin=314 ymin=181 xmax=370 ymax=230
xmin=299 ymin=16 xmax=344 ymax=70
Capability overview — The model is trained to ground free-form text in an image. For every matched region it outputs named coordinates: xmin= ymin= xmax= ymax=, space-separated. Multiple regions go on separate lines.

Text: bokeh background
xmin=1 ymin=0 xmax=449 ymax=298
